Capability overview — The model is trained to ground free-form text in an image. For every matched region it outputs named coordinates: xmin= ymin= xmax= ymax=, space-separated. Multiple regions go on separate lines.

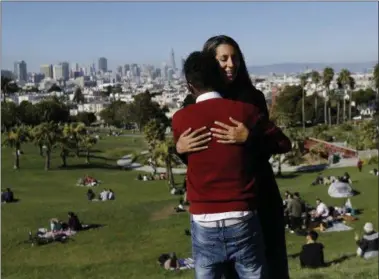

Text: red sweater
xmin=172 ymin=98 xmax=291 ymax=215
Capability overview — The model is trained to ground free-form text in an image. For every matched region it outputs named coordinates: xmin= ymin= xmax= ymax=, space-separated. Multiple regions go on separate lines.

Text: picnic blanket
xmin=323 ymin=222 xmax=353 ymax=233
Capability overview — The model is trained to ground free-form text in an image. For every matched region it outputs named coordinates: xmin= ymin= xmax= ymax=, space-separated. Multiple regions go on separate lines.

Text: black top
xmin=357 ymin=231 xmax=379 ymax=254
xmin=68 ymin=215 xmax=82 ymax=231
xmin=300 ymin=242 xmax=325 ymax=268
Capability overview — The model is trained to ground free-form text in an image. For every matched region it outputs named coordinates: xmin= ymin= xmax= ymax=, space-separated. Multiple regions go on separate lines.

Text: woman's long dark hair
xmin=202 ymin=35 xmax=255 ymax=97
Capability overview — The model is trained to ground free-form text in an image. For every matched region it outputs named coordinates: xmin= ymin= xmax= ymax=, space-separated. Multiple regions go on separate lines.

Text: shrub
xmin=368 ymin=155 xmax=378 ymax=165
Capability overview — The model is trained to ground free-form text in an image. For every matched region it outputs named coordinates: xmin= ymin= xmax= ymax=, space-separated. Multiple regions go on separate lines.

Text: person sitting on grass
xmin=355 ymin=222 xmax=379 ymax=260
xmin=2 ymin=188 xmax=15 ymax=203
xmin=108 ymin=189 xmax=115 ymax=200
xmin=143 ymin=175 xmax=148 ymax=181
xmin=100 ymin=189 xmax=109 ymax=201
xmin=300 ymin=230 xmax=325 ymax=269
xmin=163 ymin=252 xmax=180 ymax=270
xmin=87 ymin=189 xmax=95 ymax=201
xmin=339 ymin=172 xmax=351 ymax=184
xmin=67 ymin=212 xmax=82 ymax=232
xmin=310 ymin=199 xmax=329 ymax=231
xmin=369 ymin=168 xmax=378 ymax=176
xmin=50 ymin=218 xmax=63 ymax=232
xmin=311 ymin=173 xmax=324 ymax=186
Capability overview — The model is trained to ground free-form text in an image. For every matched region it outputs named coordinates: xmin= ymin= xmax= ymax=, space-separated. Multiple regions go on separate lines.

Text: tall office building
xmin=52 ymin=62 xmax=69 ymax=81
xmin=40 ymin=64 xmax=53 ymax=78
xmin=14 ymin=60 xmax=28 ymax=82
xmin=170 ymin=48 xmax=176 ymax=70
xmin=124 ymin=64 xmax=130 ymax=74
xmin=98 ymin=57 xmax=108 ymax=72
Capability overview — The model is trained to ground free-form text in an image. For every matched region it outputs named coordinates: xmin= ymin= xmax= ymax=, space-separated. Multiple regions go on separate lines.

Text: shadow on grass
xmin=276 ymin=173 xmax=300 ymax=179
xmin=2 ymin=199 xmax=21 ymax=204
xmin=352 ymin=190 xmax=361 ymax=196
xmin=325 ymin=253 xmax=356 ymax=266
xmin=296 ymin=163 xmax=329 ymax=173
xmin=59 ymin=163 xmax=121 ymax=170
xmin=81 ymin=224 xmax=106 ymax=231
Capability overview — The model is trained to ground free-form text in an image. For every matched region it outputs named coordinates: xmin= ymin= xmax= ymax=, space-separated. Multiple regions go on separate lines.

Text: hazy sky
xmin=2 ymin=2 xmax=378 ymax=72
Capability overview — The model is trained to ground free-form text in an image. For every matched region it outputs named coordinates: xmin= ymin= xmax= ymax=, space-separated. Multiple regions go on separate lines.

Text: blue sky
xmin=2 ymin=2 xmax=378 ymax=72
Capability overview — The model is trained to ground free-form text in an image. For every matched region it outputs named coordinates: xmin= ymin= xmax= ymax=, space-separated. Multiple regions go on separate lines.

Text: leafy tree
xmin=322 ymin=67 xmax=334 ymax=125
xmin=75 ymin=112 xmax=97 ymax=126
xmin=1 ymin=76 xmax=19 ymax=103
xmin=128 ymin=91 xmax=169 ymax=131
xmin=47 ymin=84 xmax=62 ymax=93
xmin=31 ymin=122 xmax=60 ymax=170
xmin=272 ymin=85 xmax=303 ymax=124
xmin=56 ymin=125 xmax=75 ymax=167
xmin=73 ymin=87 xmax=85 ymax=104
xmin=99 ymin=100 xmax=126 ymax=127
xmin=80 ymin=135 xmax=97 ymax=164
xmin=151 ymin=138 xmax=178 ymax=188
xmin=143 ymin=119 xmax=166 ymax=152
xmin=359 ymin=120 xmax=378 ymax=150
xmin=1 ymin=102 xmax=19 ymax=130
xmin=17 ymin=101 xmax=39 ymax=126
xmin=352 ymin=88 xmax=376 ymax=108
xmin=2 ymin=125 xmax=30 ymax=169
xmin=114 ymin=103 xmax=132 ymax=128
xmin=373 ymin=63 xmax=379 ymax=93
xmin=34 ymin=98 xmax=70 ymax=123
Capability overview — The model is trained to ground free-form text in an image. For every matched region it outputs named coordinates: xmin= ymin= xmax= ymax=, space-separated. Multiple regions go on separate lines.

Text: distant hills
xmin=247 ymin=62 xmax=377 ymax=75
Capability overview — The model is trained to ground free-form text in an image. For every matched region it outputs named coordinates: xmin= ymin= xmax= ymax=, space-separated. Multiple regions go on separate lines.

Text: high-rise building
xmin=98 ymin=57 xmax=107 ymax=72
xmin=40 ymin=64 xmax=53 ymax=78
xmin=52 ymin=62 xmax=69 ymax=81
xmin=14 ymin=60 xmax=27 ymax=82
xmin=170 ymin=48 xmax=176 ymax=70
xmin=117 ymin=66 xmax=123 ymax=76
xmin=124 ymin=64 xmax=130 ymax=74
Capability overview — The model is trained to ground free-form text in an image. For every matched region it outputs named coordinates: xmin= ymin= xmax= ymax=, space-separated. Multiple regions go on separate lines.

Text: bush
xmin=339 ymin=122 xmax=354 ymax=131
xmin=367 ymin=155 xmax=378 ymax=165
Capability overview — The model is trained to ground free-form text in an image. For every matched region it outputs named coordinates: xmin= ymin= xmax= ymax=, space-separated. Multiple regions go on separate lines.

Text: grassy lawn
xmin=1 ymin=136 xmax=378 ymax=279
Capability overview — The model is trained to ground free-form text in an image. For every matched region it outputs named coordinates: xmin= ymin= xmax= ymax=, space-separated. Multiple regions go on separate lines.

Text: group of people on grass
xmin=77 ymin=175 xmax=99 ymax=187
xmin=311 ymin=172 xmax=352 ymax=186
xmin=1 ymin=188 xmax=15 ymax=203
xmin=87 ymin=188 xmax=115 ymax=201
xmin=283 ymin=191 xmax=360 ymax=234
xmin=136 ymin=173 xmax=167 ymax=181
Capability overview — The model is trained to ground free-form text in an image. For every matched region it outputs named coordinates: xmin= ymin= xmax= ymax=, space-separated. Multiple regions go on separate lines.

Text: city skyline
xmin=2 ymin=2 xmax=378 ymax=73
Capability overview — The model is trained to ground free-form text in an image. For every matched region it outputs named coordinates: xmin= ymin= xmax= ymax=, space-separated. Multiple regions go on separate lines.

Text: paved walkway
xmin=120 ymin=151 xmax=360 ymax=174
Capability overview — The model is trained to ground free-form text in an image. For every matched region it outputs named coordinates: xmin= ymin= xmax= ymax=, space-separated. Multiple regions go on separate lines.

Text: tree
xmin=128 ymin=91 xmax=169 ymax=131
xmin=47 ymin=84 xmax=62 ymax=93
xmin=99 ymin=100 xmax=126 ymax=127
xmin=272 ymin=85 xmax=303 ymax=124
xmin=151 ymin=138 xmax=178 ymax=188
xmin=63 ymin=122 xmax=87 ymax=156
xmin=143 ymin=119 xmax=166 ymax=153
xmin=17 ymin=101 xmax=39 ymax=126
xmin=329 ymin=89 xmax=342 ymax=125
xmin=1 ymin=76 xmax=19 ymax=103
xmin=359 ymin=120 xmax=378 ymax=150
xmin=311 ymin=71 xmax=321 ymax=122
xmin=80 ymin=135 xmax=97 ymax=164
xmin=31 ymin=122 xmax=60 ymax=170
xmin=73 ymin=87 xmax=85 ymax=104
xmin=337 ymin=69 xmax=354 ymax=122
xmin=352 ymin=88 xmax=376 ymax=108
xmin=2 ymin=125 xmax=30 ymax=169
xmin=1 ymin=102 xmax=19 ymax=130
xmin=373 ymin=63 xmax=379 ymax=95
xmin=299 ymin=74 xmax=308 ymax=131
xmin=34 ymin=98 xmax=70 ymax=123
xmin=56 ymin=125 xmax=74 ymax=167
xmin=322 ymin=67 xmax=334 ymax=125
xmin=75 ymin=112 xmax=97 ymax=126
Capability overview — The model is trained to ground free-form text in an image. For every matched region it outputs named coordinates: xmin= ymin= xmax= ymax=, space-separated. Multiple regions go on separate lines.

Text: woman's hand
xmin=210 ymin=117 xmax=249 ymax=144
xmin=176 ymin=126 xmax=212 ymax=154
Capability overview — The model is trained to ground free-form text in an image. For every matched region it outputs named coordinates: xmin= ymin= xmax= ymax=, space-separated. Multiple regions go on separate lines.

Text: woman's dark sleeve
xmin=244 ymin=88 xmax=290 ymax=160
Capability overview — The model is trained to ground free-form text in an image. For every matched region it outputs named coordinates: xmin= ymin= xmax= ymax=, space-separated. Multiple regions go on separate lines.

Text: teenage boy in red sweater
xmin=172 ymin=51 xmax=291 ymax=279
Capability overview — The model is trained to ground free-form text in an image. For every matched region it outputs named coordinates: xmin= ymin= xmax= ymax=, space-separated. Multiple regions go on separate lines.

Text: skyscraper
xmin=40 ymin=64 xmax=53 ymax=78
xmin=53 ymin=62 xmax=69 ymax=81
xmin=14 ymin=60 xmax=27 ymax=82
xmin=98 ymin=57 xmax=108 ymax=72
xmin=170 ymin=48 xmax=176 ymax=70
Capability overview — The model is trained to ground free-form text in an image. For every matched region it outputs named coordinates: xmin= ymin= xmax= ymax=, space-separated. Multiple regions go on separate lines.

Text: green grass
xmin=1 ymin=137 xmax=378 ymax=279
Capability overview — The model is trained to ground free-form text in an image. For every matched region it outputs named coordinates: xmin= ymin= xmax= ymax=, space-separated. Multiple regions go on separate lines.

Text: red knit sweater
xmin=172 ymin=98 xmax=291 ymax=214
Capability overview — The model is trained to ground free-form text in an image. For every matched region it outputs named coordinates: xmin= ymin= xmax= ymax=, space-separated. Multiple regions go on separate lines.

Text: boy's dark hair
xmin=183 ymin=51 xmax=221 ymax=94
xmin=308 ymin=230 xmax=318 ymax=241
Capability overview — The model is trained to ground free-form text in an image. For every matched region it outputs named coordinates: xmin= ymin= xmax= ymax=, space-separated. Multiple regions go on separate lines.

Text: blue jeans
xmin=191 ymin=214 xmax=267 ymax=279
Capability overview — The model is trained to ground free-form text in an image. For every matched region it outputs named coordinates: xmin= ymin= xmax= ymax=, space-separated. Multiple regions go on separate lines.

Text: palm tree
xmin=329 ymin=89 xmax=341 ymax=125
xmin=1 ymin=76 xmax=19 ymax=103
xmin=2 ymin=125 xmax=30 ymax=169
xmin=31 ymin=122 xmax=60 ymax=170
xmin=80 ymin=135 xmax=97 ymax=164
xmin=337 ymin=69 xmax=353 ymax=123
xmin=374 ymin=63 xmax=379 ymax=96
xmin=63 ymin=122 xmax=86 ymax=156
xmin=299 ymin=74 xmax=308 ymax=132
xmin=152 ymin=139 xmax=177 ymax=188
xmin=56 ymin=125 xmax=75 ymax=167
xmin=322 ymin=67 xmax=334 ymax=125
xmin=311 ymin=71 xmax=321 ymax=123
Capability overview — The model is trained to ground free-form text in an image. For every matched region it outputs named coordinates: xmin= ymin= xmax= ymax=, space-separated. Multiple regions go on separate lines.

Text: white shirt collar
xmin=196 ymin=91 xmax=222 ymax=103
